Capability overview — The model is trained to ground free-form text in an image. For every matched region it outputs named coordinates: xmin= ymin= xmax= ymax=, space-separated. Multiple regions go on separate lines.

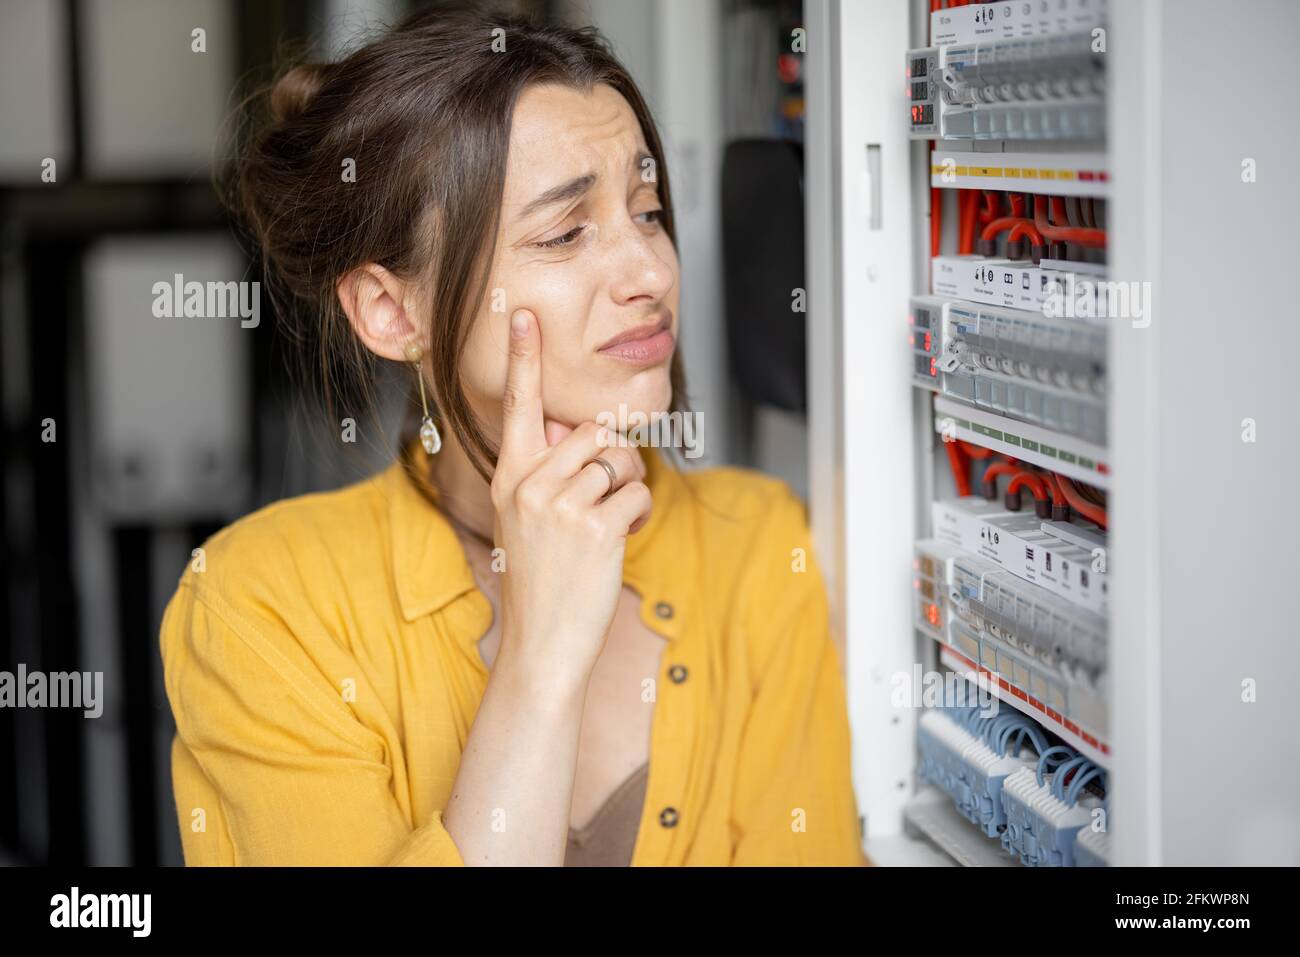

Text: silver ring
xmin=586 ymin=456 xmax=618 ymax=499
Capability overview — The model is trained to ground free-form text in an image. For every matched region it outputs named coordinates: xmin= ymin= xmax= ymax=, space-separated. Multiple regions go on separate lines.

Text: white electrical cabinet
xmin=806 ymin=0 xmax=1300 ymax=866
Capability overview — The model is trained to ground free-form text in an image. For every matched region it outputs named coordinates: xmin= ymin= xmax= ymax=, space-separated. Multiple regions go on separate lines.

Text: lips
xmin=597 ymin=312 xmax=675 ymax=365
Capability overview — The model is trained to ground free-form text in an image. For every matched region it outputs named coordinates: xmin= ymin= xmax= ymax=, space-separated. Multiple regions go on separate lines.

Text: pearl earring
xmin=405 ymin=341 xmax=441 ymax=455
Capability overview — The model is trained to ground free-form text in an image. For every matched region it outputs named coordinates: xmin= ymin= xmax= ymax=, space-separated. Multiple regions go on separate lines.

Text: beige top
xmin=564 ymin=762 xmax=650 ymax=867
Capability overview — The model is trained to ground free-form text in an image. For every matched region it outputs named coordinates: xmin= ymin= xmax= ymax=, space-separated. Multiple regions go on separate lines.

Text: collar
xmin=385 ymin=440 xmax=695 ymax=625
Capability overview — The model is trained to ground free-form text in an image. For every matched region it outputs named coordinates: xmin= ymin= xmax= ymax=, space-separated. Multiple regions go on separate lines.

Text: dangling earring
xmin=404 ymin=341 xmax=441 ymax=455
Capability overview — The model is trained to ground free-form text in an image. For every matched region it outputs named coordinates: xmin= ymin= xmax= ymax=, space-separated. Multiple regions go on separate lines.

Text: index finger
xmin=500 ymin=308 xmax=547 ymax=461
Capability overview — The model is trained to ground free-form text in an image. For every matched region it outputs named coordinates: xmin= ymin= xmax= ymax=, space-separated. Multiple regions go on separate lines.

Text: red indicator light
xmin=925 ymin=603 xmax=941 ymax=627
xmin=777 ymin=54 xmax=800 ymax=85
xmin=924 ymin=332 xmax=932 ymax=350
xmin=909 ymin=334 xmax=915 ymax=346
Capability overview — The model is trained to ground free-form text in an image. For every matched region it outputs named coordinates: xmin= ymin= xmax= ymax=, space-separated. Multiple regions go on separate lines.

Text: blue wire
xmin=1053 ymin=756 xmax=1091 ymax=801
xmin=1003 ymin=721 xmax=1050 ymax=758
xmin=1036 ymin=746 xmax=1075 ymax=788
xmin=1004 ymin=726 xmax=1026 ymax=755
xmin=1020 ymin=724 xmax=1050 ymax=754
xmin=1067 ymin=765 xmax=1103 ymax=806
xmin=1055 ymin=757 xmax=1092 ymax=801
xmin=989 ymin=715 xmax=1018 ymax=751
xmin=996 ymin=719 xmax=1020 ymax=754
xmin=998 ymin=718 xmax=1032 ymax=755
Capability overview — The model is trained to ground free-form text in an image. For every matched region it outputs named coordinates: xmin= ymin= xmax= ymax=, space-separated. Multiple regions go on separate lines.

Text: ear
xmin=336 ymin=263 xmax=424 ymax=361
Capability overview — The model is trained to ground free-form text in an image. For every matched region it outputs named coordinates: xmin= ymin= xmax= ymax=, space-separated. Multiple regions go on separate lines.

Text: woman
xmin=160 ymin=3 xmax=863 ymax=866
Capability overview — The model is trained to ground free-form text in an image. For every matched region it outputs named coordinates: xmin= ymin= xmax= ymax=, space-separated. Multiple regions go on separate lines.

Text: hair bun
xmin=270 ymin=62 xmax=329 ymax=123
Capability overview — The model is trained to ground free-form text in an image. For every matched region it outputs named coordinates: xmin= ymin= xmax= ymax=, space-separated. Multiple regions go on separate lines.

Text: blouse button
xmin=668 ymin=664 xmax=688 ymax=684
xmin=658 ymin=806 xmax=680 ymax=828
xmin=654 ymin=601 xmax=674 ymax=620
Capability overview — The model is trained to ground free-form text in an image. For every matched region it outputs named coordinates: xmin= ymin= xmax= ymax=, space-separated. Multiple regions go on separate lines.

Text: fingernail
xmin=511 ymin=310 xmax=529 ymax=338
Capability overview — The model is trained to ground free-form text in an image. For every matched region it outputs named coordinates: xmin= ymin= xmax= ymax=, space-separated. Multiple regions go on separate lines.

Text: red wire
xmin=1007 ymin=471 xmax=1048 ymax=503
xmin=965 ymin=190 xmax=982 ymax=253
xmin=980 ymin=190 xmax=1000 ymax=224
xmin=1039 ymin=470 xmax=1067 ymax=508
xmin=1007 ymin=219 xmax=1045 ymax=247
xmin=931 ymin=187 xmax=942 ymax=257
xmin=981 ymin=215 xmax=1037 ymax=243
xmin=956 ymin=189 xmax=975 ymax=254
xmin=1034 ymin=195 xmax=1106 ymax=248
xmin=958 ymin=440 xmax=993 ymax=460
xmin=981 ymin=461 xmax=1020 ymax=492
xmin=1056 ymin=475 xmax=1109 ymax=529
xmin=944 ymin=440 xmax=971 ymax=497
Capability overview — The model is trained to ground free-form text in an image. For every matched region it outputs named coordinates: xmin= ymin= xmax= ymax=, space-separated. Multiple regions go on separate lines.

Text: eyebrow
xmin=512 ymin=151 xmax=656 ymax=224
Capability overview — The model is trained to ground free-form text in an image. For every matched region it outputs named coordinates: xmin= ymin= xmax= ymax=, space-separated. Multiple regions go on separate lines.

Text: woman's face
xmin=458 ymin=82 xmax=680 ymax=436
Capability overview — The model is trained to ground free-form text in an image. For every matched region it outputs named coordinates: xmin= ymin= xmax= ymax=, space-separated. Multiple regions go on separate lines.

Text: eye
xmin=533 ymin=224 xmax=586 ymax=249
xmin=635 ymin=208 xmax=665 ymax=226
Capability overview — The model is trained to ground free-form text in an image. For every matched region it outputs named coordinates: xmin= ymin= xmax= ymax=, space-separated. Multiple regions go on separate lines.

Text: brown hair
xmin=225 ymin=1 xmax=688 ymax=481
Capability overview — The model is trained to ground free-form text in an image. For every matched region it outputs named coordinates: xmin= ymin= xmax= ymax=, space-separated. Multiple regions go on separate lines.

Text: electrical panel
xmin=903 ymin=0 xmax=1111 ymax=865
xmin=814 ymin=0 xmax=1299 ymax=871
xmin=906 ymin=47 xmax=939 ymax=136
xmin=911 ymin=293 xmax=1106 ymax=444
xmin=918 ymin=707 xmax=1107 ymax=866
xmin=936 ymin=31 xmax=1104 ymax=141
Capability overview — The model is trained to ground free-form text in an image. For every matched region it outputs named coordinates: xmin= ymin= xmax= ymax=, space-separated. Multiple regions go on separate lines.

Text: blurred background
xmin=0 ymin=0 xmax=809 ymax=865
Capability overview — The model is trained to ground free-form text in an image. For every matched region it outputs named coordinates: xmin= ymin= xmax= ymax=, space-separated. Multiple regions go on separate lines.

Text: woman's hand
xmin=489 ymin=308 xmax=653 ymax=691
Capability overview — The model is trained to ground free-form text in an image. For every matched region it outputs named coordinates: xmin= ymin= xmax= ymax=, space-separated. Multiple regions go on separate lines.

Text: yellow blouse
xmin=160 ymin=443 xmax=865 ymax=866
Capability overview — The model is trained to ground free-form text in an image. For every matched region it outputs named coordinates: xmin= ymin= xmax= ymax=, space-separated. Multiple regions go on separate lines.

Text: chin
xmin=618 ymin=371 xmax=673 ymax=416
xmin=585 ymin=374 xmax=672 ymax=432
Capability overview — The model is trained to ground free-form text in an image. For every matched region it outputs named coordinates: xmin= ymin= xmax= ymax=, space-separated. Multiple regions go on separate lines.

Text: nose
xmin=606 ymin=215 xmax=676 ymax=306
